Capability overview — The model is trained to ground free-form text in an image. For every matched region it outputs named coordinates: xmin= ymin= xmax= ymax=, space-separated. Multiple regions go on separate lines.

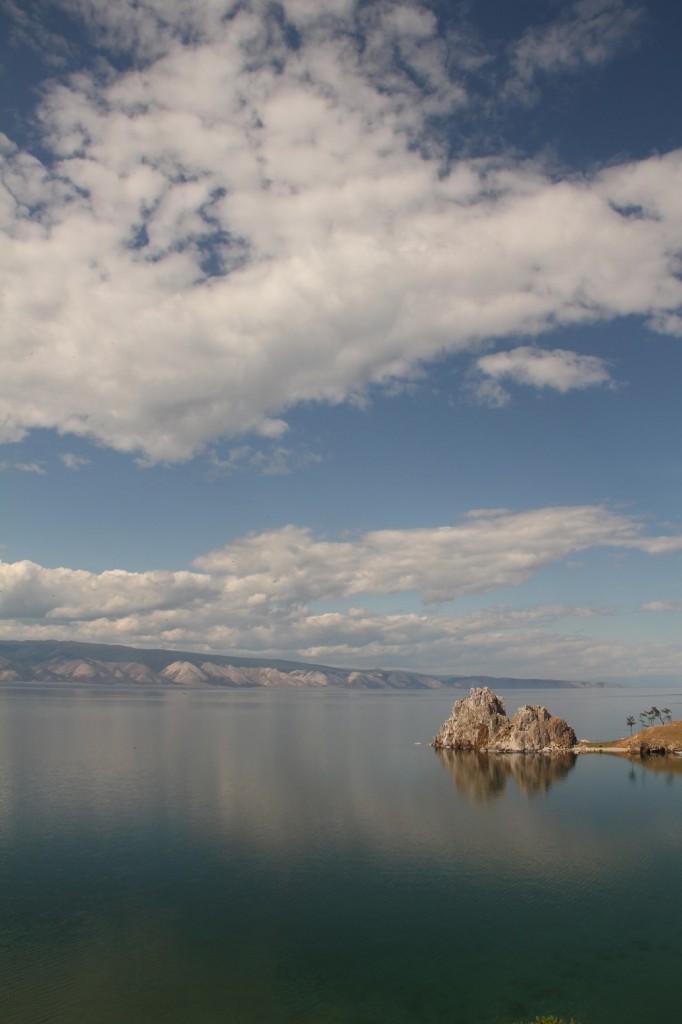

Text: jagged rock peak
xmin=432 ymin=686 xmax=576 ymax=753
xmin=432 ymin=687 xmax=509 ymax=751
xmin=494 ymin=704 xmax=577 ymax=753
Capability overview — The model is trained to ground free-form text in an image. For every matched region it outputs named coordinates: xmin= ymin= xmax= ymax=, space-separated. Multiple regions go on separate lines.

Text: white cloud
xmin=207 ymin=443 xmax=321 ymax=477
xmin=472 ymin=345 xmax=613 ymax=404
xmin=0 ymin=460 xmax=46 ymax=474
xmin=0 ymin=560 xmax=219 ymax=621
xmin=60 ymin=452 xmax=91 ymax=470
xmin=650 ymin=313 xmax=682 ymax=337
xmin=192 ymin=505 xmax=682 ymax=604
xmin=1 ymin=2 xmax=678 ymax=463
xmin=642 ymin=600 xmax=681 ymax=613
xmin=507 ymin=0 xmax=643 ymax=100
xmin=1 ymin=504 xmax=681 ymax=677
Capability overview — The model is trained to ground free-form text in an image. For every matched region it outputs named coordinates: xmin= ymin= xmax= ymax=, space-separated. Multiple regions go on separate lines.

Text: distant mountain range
xmin=0 ymin=640 xmax=613 ymax=690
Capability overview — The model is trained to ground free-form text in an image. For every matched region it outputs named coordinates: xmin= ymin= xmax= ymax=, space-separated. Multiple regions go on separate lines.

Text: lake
xmin=1 ymin=686 xmax=681 ymax=1024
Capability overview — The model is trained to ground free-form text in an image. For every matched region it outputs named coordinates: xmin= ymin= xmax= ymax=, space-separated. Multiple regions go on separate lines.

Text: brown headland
xmin=577 ymin=719 xmax=682 ymax=757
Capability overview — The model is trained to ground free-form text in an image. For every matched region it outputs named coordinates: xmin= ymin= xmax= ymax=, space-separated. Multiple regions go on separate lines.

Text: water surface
xmin=0 ymin=687 xmax=680 ymax=1023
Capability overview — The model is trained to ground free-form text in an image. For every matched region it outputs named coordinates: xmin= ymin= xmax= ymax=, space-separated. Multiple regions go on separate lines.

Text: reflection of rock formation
xmin=432 ymin=687 xmax=576 ymax=753
xmin=438 ymin=749 xmax=577 ymax=802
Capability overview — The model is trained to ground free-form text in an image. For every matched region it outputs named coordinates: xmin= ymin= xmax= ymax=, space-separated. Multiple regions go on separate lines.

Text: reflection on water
xmin=625 ymin=752 xmax=682 ymax=780
xmin=437 ymin=748 xmax=577 ymax=801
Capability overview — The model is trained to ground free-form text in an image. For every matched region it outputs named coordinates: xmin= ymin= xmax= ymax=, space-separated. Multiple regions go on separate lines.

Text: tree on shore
xmin=626 ymin=715 xmax=635 ymax=735
xmin=637 ymin=706 xmax=673 ymax=728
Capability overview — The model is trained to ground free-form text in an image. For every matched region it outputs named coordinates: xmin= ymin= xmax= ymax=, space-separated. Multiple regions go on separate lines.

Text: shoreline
xmin=575 ymin=743 xmax=682 ymax=758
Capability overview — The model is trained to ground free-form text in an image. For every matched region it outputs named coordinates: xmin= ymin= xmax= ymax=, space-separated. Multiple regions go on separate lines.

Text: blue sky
xmin=1 ymin=0 xmax=682 ymax=682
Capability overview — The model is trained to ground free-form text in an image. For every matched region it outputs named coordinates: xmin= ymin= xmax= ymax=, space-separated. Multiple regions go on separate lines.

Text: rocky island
xmin=432 ymin=686 xmax=577 ymax=753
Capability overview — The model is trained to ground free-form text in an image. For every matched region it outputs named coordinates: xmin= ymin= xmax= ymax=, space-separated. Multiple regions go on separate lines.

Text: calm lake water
xmin=1 ymin=686 xmax=681 ymax=1024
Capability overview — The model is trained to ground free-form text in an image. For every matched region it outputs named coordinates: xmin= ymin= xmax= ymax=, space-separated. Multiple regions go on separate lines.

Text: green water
xmin=0 ymin=687 xmax=680 ymax=1024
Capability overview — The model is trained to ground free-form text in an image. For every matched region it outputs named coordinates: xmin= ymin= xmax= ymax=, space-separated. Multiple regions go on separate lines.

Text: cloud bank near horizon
xmin=2 ymin=504 xmax=681 ymax=678
xmin=2 ymin=0 xmax=680 ymax=462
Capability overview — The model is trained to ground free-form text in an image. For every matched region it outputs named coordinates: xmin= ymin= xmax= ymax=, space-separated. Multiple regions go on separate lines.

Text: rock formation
xmin=160 ymin=661 xmax=210 ymax=686
xmin=432 ymin=686 xmax=577 ymax=753
xmin=432 ymin=686 xmax=509 ymax=750
xmin=494 ymin=703 xmax=577 ymax=753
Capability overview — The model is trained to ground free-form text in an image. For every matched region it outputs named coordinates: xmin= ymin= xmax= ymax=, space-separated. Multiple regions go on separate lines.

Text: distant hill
xmin=0 ymin=640 xmax=612 ymax=690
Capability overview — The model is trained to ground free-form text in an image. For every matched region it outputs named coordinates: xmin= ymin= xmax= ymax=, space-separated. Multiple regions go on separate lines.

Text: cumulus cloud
xmin=1 ymin=505 xmax=681 ymax=676
xmin=1 ymin=1 xmax=679 ymax=462
xmin=472 ymin=345 xmax=613 ymax=404
xmin=0 ymin=560 xmax=219 ymax=621
xmin=192 ymin=505 xmax=682 ymax=604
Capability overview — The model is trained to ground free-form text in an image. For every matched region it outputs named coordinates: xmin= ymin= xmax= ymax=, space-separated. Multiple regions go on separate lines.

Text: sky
xmin=1 ymin=0 xmax=682 ymax=683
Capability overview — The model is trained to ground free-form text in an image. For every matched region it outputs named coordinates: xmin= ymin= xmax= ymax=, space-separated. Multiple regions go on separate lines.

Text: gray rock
xmin=431 ymin=686 xmax=509 ymax=750
xmin=432 ymin=686 xmax=576 ymax=753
